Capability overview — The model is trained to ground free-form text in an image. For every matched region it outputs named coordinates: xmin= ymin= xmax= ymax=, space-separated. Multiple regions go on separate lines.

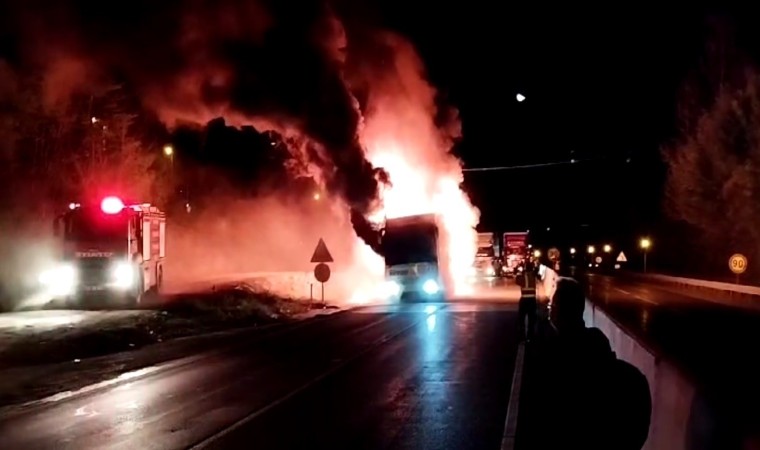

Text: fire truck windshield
xmin=65 ymin=208 xmax=128 ymax=241
xmin=383 ymin=226 xmax=438 ymax=266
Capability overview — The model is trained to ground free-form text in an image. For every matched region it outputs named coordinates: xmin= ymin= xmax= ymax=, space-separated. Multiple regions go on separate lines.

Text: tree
xmin=663 ymin=70 xmax=760 ymax=274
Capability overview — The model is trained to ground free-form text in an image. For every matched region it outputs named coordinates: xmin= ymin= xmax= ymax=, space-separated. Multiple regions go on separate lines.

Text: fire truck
xmin=379 ymin=214 xmax=445 ymax=302
xmin=39 ymin=196 xmax=166 ymax=307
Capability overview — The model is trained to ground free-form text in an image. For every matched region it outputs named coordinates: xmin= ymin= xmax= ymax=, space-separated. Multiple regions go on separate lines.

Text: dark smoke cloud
xmin=0 ymin=0 xmax=388 ymax=244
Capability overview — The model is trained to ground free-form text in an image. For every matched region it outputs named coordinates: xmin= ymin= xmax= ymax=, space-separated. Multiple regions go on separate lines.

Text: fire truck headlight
xmin=112 ymin=262 xmax=134 ymax=289
xmin=422 ymin=279 xmax=440 ymax=295
xmin=39 ymin=264 xmax=77 ymax=295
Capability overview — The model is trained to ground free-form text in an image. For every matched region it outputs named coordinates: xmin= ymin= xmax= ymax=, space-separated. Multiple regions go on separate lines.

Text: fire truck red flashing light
xmin=100 ymin=196 xmax=125 ymax=214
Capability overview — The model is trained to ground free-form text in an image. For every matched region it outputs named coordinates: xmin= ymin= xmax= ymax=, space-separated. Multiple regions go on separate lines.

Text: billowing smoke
xmin=1 ymin=0 xmax=478 ymax=300
xmin=2 ymin=0 xmax=388 ymax=245
xmin=351 ymin=32 xmax=479 ymax=295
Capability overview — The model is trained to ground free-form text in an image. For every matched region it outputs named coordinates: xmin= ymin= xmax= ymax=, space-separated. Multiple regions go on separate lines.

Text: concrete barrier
xmin=539 ymin=266 xmax=708 ymax=450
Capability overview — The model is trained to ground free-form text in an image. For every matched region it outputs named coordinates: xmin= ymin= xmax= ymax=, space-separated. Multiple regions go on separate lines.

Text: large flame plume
xmin=1 ymin=1 xmax=480 ymax=303
xmin=356 ymin=34 xmax=479 ymax=296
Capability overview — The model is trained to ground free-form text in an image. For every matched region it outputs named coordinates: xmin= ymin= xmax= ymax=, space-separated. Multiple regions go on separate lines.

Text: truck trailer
xmin=471 ymin=232 xmax=498 ymax=279
xmin=503 ymin=231 xmax=529 ymax=277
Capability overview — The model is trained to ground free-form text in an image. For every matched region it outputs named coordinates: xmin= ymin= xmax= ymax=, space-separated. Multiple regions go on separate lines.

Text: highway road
xmin=0 ymin=287 xmax=522 ymax=450
xmin=586 ymin=275 xmax=760 ymax=443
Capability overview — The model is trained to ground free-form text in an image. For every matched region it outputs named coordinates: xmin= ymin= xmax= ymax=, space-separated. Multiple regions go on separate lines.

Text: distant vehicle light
xmin=101 ymin=196 xmax=124 ymax=214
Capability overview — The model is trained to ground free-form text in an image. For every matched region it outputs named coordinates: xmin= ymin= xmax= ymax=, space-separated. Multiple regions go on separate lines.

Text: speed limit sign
xmin=729 ymin=254 xmax=748 ymax=274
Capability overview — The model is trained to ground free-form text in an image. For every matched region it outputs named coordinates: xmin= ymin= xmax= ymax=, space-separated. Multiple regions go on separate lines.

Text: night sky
xmin=2 ymin=2 xmax=759 ymax=248
xmin=373 ymin=4 xmax=756 ymax=236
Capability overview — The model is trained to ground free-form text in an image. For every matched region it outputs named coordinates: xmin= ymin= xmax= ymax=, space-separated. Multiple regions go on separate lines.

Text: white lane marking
xmin=188 ymin=315 xmax=425 ymax=449
xmin=500 ymin=342 xmax=526 ymax=450
xmin=614 ymin=287 xmax=659 ymax=305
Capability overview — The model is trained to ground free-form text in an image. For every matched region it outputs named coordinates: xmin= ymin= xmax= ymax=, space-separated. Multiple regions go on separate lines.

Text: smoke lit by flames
xmin=351 ymin=34 xmax=479 ymax=301
xmin=1 ymin=1 xmax=481 ymax=305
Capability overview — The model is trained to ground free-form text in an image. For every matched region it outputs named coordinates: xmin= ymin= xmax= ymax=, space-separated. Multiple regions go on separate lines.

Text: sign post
xmin=310 ymin=238 xmax=334 ymax=306
xmin=729 ymin=253 xmax=747 ymax=284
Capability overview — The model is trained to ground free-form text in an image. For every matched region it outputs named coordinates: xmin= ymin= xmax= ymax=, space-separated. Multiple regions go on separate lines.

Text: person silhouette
xmin=526 ymin=277 xmax=651 ymax=450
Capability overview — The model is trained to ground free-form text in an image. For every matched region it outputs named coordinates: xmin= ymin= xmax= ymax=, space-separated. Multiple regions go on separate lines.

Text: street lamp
xmin=516 ymin=93 xmax=526 ymax=102
xmin=569 ymin=247 xmax=576 ymax=255
xmin=603 ymin=244 xmax=612 ymax=253
xmin=163 ymin=145 xmax=174 ymax=157
xmin=533 ymin=249 xmax=541 ymax=258
xmin=640 ymin=238 xmax=651 ymax=273
xmin=587 ymin=245 xmax=596 ymax=254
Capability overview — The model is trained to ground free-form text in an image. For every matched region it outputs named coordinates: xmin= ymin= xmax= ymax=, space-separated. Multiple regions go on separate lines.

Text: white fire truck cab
xmin=40 ymin=196 xmax=166 ymax=307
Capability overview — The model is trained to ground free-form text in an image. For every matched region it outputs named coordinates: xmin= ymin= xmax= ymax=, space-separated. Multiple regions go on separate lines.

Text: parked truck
xmin=379 ymin=214 xmax=445 ymax=302
xmin=471 ymin=232 xmax=498 ymax=279
xmin=39 ymin=196 xmax=166 ymax=307
xmin=502 ymin=231 xmax=529 ymax=276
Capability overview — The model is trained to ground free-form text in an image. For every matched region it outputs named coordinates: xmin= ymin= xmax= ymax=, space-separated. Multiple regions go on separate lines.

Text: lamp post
xmin=640 ymin=238 xmax=651 ymax=273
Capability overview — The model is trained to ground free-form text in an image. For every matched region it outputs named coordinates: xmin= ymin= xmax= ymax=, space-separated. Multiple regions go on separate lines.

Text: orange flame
xmin=350 ymin=34 xmax=479 ymax=300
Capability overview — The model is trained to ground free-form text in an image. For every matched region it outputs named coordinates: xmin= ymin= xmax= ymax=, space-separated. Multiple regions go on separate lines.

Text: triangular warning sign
xmin=617 ymin=251 xmax=628 ymax=262
xmin=310 ymin=238 xmax=334 ymax=263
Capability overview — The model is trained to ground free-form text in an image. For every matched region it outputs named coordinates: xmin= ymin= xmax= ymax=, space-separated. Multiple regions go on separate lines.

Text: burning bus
xmin=379 ymin=214 xmax=445 ymax=301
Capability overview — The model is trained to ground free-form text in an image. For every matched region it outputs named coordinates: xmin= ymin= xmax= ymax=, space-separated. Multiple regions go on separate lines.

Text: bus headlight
xmin=112 ymin=262 xmax=134 ymax=289
xmin=422 ymin=279 xmax=440 ymax=295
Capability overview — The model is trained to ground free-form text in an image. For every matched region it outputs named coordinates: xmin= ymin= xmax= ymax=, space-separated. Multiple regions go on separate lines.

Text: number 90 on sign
xmin=729 ymin=254 xmax=748 ymax=274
